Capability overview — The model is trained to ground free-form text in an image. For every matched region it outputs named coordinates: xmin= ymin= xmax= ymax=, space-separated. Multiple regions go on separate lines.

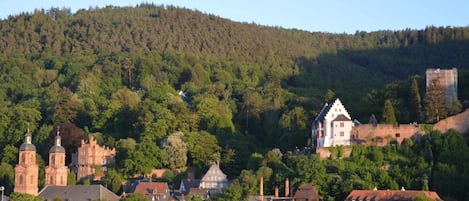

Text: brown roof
xmin=345 ymin=189 xmax=443 ymax=201
xmin=292 ymin=183 xmax=319 ymax=201
xmin=133 ymin=182 xmax=172 ymax=201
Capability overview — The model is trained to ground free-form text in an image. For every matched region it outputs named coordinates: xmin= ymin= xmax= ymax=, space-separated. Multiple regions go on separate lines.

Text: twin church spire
xmin=14 ymin=126 xmax=68 ymax=195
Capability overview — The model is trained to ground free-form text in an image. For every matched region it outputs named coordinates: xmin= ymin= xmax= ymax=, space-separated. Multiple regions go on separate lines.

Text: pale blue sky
xmin=1 ymin=0 xmax=468 ymax=34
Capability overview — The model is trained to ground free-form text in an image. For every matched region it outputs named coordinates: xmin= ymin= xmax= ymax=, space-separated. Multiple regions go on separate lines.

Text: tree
xmin=424 ymin=78 xmax=447 ymax=123
xmin=0 ymin=162 xmax=15 ymax=195
xmin=185 ymin=131 xmax=221 ymax=167
xmin=162 ymin=132 xmax=188 ymax=169
xmin=447 ymin=95 xmax=462 ymax=115
xmin=382 ymin=99 xmax=397 ymax=125
xmin=324 ymin=89 xmax=335 ymax=103
xmin=67 ymin=172 xmax=76 ymax=185
xmin=121 ymin=193 xmax=149 ymax=201
xmin=1 ymin=145 xmax=18 ymax=165
xmin=409 ymin=78 xmax=422 ymax=122
xmin=51 ymin=88 xmax=83 ymax=125
xmin=104 ymin=168 xmax=124 ymax=194
xmin=9 ymin=192 xmax=43 ymax=201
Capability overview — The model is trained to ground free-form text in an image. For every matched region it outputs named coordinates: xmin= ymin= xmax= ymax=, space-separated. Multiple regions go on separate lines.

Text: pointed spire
xmin=25 ymin=123 xmax=32 ymax=144
xmin=55 ymin=126 xmax=61 ymax=147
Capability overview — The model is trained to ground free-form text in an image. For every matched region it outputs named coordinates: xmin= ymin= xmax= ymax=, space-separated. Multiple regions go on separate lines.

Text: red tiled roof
xmin=133 ymin=182 xmax=169 ymax=197
xmin=345 ymin=190 xmax=443 ymax=201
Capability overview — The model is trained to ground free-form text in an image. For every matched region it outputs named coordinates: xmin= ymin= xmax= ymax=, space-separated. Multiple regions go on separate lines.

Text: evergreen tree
xmin=409 ymin=78 xmax=422 ymax=122
xmin=424 ymin=78 xmax=447 ymax=123
xmin=447 ymin=95 xmax=462 ymax=115
xmin=382 ymin=99 xmax=397 ymax=125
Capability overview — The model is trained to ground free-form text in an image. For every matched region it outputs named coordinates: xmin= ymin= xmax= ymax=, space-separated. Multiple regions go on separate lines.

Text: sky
xmin=1 ymin=0 xmax=468 ymax=34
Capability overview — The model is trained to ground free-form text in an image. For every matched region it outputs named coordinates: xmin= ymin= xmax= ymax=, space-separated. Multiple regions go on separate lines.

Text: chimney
xmin=285 ymin=178 xmax=290 ymax=197
xmin=260 ymin=177 xmax=264 ymax=201
xmin=260 ymin=177 xmax=264 ymax=196
xmin=275 ymin=186 xmax=279 ymax=197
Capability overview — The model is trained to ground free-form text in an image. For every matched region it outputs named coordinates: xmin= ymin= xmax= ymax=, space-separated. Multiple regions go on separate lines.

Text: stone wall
xmin=434 ymin=109 xmax=469 ymax=134
xmin=351 ymin=124 xmax=423 ymax=146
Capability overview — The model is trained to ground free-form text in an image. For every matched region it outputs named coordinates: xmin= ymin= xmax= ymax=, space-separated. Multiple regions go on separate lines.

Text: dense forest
xmin=0 ymin=4 xmax=469 ymax=200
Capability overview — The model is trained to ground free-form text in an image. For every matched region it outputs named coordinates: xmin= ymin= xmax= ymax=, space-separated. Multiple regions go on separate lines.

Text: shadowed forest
xmin=0 ymin=4 xmax=469 ymax=201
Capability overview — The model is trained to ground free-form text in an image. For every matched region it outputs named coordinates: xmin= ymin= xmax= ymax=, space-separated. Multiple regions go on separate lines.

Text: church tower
xmin=14 ymin=129 xmax=39 ymax=195
xmin=45 ymin=127 xmax=68 ymax=186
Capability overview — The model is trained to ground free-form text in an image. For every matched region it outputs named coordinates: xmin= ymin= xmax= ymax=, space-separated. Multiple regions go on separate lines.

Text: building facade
xmin=14 ymin=130 xmax=39 ymax=195
xmin=199 ymin=163 xmax=229 ymax=189
xmin=45 ymin=128 xmax=69 ymax=186
xmin=312 ymin=98 xmax=353 ymax=148
xmin=426 ymin=68 xmax=458 ymax=105
xmin=72 ymin=136 xmax=116 ymax=181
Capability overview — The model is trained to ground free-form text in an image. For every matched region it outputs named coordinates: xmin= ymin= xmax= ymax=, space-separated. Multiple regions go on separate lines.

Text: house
xmin=199 ymin=163 xmax=229 ymax=189
xmin=179 ymin=163 xmax=229 ymax=199
xmin=132 ymin=182 xmax=173 ymax=201
xmin=292 ymin=183 xmax=319 ymax=201
xmin=345 ymin=189 xmax=443 ymax=201
xmin=179 ymin=179 xmax=200 ymax=195
xmin=312 ymin=98 xmax=353 ymax=148
xmin=71 ymin=136 xmax=116 ymax=181
xmin=38 ymin=185 xmax=120 ymax=201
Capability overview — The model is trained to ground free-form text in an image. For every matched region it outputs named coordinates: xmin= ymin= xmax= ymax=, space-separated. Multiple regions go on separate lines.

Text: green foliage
xmin=121 ymin=193 xmax=150 ymax=201
xmin=382 ymin=99 xmax=397 ymax=125
xmin=8 ymin=192 xmax=43 ymax=201
xmin=0 ymin=162 xmax=15 ymax=195
xmin=1 ymin=145 xmax=18 ymax=165
xmin=409 ymin=78 xmax=422 ymax=122
xmin=424 ymin=78 xmax=447 ymax=123
xmin=67 ymin=172 xmax=77 ymax=186
xmin=162 ymin=132 xmax=188 ymax=169
xmin=185 ymin=131 xmax=221 ymax=167
xmin=104 ymin=168 xmax=124 ymax=193
xmin=0 ymin=6 xmax=469 ymax=201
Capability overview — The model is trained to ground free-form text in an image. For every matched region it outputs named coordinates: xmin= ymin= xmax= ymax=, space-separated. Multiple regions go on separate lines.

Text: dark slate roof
xmin=38 ymin=185 xmax=120 ymax=201
xmin=19 ymin=143 xmax=36 ymax=151
xmin=313 ymin=102 xmax=333 ymax=123
xmin=333 ymin=114 xmax=351 ymax=121
xmin=180 ymin=179 xmax=201 ymax=194
xmin=49 ymin=145 xmax=65 ymax=153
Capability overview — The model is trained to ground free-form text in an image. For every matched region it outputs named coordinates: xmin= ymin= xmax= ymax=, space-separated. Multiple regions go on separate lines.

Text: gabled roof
xmin=314 ymin=102 xmax=333 ymax=123
xmin=38 ymin=185 xmax=120 ymax=201
xmin=293 ymin=183 xmax=319 ymax=201
xmin=333 ymin=114 xmax=351 ymax=121
xmin=133 ymin=182 xmax=171 ymax=201
xmin=345 ymin=189 xmax=443 ymax=201
xmin=180 ymin=179 xmax=201 ymax=194
xmin=201 ymin=163 xmax=227 ymax=182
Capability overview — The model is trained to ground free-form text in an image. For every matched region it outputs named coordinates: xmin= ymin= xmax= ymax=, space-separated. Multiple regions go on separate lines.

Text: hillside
xmin=0 ymin=4 xmax=469 ymax=199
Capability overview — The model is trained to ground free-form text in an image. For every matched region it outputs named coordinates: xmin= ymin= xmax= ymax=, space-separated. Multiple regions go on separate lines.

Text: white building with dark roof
xmin=312 ymin=98 xmax=353 ymax=147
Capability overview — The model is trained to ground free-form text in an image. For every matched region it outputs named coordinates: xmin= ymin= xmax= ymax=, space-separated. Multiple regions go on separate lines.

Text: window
xmin=395 ymin=133 xmax=400 ymax=138
xmin=340 ymin=132 xmax=344 ymax=137
xmin=19 ymin=175 xmax=23 ymax=184
xmin=340 ymin=122 xmax=344 ymax=127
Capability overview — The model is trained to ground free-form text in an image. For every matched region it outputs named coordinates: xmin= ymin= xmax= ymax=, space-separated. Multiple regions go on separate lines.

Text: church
xmin=14 ymin=127 xmax=68 ymax=195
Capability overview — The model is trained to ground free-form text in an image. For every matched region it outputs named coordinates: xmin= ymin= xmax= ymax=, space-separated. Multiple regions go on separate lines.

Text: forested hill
xmin=1 ymin=4 xmax=469 ymax=199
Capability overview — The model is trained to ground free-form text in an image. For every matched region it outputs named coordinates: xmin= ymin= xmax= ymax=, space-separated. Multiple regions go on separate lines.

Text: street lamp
xmin=0 ymin=186 xmax=4 ymax=201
